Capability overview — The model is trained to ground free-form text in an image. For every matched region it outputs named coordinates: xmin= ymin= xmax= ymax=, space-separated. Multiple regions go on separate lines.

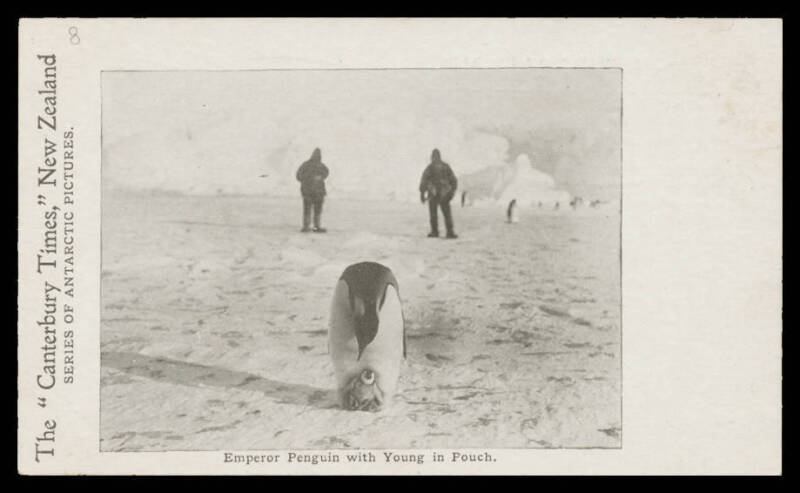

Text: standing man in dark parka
xmin=419 ymin=149 xmax=458 ymax=239
xmin=296 ymin=148 xmax=329 ymax=233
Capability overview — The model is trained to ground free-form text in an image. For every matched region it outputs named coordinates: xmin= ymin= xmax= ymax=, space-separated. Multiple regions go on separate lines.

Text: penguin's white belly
xmin=328 ymin=281 xmax=404 ymax=406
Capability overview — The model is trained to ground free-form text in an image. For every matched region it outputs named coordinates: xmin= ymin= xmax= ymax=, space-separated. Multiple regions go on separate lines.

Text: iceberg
xmin=461 ymin=154 xmax=571 ymax=208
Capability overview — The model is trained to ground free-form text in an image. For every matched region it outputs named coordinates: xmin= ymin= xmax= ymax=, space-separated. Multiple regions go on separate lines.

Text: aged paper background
xmin=18 ymin=18 xmax=781 ymax=475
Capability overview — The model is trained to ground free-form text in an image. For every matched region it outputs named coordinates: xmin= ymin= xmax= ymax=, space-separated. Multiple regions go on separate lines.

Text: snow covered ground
xmin=100 ymin=191 xmax=621 ymax=450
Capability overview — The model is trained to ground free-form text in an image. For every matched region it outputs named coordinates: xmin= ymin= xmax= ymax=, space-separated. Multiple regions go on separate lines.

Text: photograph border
xmin=98 ymin=65 xmax=624 ymax=452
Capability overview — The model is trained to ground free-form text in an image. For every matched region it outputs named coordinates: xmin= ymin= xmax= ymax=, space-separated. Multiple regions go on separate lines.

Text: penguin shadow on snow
xmin=102 ymin=351 xmax=338 ymax=409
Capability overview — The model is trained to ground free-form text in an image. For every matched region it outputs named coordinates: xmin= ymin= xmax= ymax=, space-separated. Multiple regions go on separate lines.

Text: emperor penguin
xmin=328 ymin=262 xmax=405 ymax=412
xmin=507 ymin=198 xmax=519 ymax=223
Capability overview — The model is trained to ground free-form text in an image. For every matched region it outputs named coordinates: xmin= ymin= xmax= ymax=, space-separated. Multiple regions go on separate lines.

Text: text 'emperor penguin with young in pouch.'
xmin=328 ymin=262 xmax=406 ymax=412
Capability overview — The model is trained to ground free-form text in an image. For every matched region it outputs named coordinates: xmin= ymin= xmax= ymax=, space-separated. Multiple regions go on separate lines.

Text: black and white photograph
xmin=18 ymin=17 xmax=782 ymax=476
xmin=99 ymin=68 xmax=622 ymax=451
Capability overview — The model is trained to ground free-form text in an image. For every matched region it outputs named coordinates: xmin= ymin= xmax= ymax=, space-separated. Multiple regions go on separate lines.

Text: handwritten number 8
xmin=68 ymin=26 xmax=80 ymax=45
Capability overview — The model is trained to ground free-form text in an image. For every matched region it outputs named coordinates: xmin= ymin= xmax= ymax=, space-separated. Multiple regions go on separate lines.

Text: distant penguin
xmin=328 ymin=262 xmax=405 ymax=412
xmin=555 ymin=201 xmax=560 ymax=210
xmin=461 ymin=191 xmax=468 ymax=208
xmin=506 ymin=199 xmax=519 ymax=223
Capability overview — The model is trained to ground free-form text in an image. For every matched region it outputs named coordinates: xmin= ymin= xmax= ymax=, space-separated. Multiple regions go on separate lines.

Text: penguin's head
xmin=361 ymin=369 xmax=375 ymax=384
xmin=344 ymin=369 xmax=384 ymax=412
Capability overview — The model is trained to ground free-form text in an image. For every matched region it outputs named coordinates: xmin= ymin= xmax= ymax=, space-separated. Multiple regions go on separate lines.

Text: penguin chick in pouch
xmin=328 ymin=262 xmax=405 ymax=412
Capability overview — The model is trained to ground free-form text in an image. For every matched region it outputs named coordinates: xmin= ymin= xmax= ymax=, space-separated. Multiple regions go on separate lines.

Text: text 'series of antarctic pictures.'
xmin=100 ymin=69 xmax=621 ymax=451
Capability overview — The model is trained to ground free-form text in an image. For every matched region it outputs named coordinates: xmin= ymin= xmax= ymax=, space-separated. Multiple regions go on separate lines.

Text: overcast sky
xmin=102 ymin=68 xmax=621 ymax=200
